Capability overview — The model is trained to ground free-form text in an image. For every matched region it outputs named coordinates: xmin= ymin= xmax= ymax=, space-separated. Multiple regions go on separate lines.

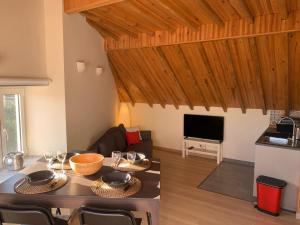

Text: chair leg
xmin=146 ymin=212 xmax=152 ymax=225
xmin=56 ymin=208 xmax=62 ymax=215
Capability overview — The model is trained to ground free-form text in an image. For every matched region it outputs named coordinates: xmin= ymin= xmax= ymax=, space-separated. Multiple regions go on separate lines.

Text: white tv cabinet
xmin=182 ymin=137 xmax=223 ymax=164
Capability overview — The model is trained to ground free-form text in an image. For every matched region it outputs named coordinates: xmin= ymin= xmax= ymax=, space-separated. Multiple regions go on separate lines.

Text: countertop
xmin=256 ymin=127 xmax=300 ymax=151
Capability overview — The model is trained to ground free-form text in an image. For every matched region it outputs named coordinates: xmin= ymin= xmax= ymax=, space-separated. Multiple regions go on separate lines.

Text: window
xmin=0 ymin=88 xmax=26 ymax=157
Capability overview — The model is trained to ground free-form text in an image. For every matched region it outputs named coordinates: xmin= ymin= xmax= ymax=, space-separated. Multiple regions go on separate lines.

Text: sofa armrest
xmin=140 ymin=130 xmax=151 ymax=141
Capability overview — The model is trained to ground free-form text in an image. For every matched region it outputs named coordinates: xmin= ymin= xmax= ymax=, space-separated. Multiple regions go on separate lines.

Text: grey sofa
xmin=88 ymin=124 xmax=152 ymax=158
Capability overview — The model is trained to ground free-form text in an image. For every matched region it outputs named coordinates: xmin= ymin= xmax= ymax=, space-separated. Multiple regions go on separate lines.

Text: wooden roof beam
xmin=197 ymin=43 xmax=227 ymax=112
xmin=64 ymin=0 xmax=124 ymax=13
xmin=178 ymin=45 xmax=210 ymax=111
xmin=249 ymin=38 xmax=267 ymax=115
xmin=107 ymin=56 xmax=135 ymax=106
xmin=228 ymin=0 xmax=254 ymax=23
xmin=156 ymin=47 xmax=194 ymax=110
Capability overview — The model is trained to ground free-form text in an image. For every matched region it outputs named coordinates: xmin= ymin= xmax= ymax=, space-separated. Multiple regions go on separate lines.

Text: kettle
xmin=3 ymin=152 xmax=24 ymax=171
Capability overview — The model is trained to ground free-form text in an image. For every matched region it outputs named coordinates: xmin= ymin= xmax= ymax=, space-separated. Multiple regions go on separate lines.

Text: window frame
xmin=0 ymin=87 xmax=27 ymax=156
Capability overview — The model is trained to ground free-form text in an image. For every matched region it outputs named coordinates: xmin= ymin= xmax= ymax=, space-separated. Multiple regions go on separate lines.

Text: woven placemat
xmin=14 ymin=173 xmax=68 ymax=195
xmin=112 ymin=159 xmax=151 ymax=172
xmin=90 ymin=177 xmax=141 ymax=198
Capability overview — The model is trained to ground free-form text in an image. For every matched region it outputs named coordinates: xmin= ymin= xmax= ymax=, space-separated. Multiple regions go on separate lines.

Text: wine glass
xmin=127 ymin=151 xmax=136 ymax=164
xmin=112 ymin=151 xmax=122 ymax=167
xmin=57 ymin=151 xmax=67 ymax=173
xmin=44 ymin=152 xmax=55 ymax=169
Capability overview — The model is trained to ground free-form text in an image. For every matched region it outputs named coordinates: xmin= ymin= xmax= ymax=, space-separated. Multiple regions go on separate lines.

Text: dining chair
xmin=78 ymin=207 xmax=151 ymax=225
xmin=0 ymin=204 xmax=68 ymax=225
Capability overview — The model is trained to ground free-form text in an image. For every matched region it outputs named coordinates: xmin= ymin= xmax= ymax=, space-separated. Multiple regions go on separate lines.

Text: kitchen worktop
xmin=256 ymin=127 xmax=300 ymax=151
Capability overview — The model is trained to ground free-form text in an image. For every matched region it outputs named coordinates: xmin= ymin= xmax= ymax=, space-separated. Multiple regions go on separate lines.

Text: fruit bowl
xmin=69 ymin=153 xmax=104 ymax=175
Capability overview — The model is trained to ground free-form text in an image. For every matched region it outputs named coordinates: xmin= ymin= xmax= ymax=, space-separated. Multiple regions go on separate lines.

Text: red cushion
xmin=126 ymin=131 xmax=142 ymax=145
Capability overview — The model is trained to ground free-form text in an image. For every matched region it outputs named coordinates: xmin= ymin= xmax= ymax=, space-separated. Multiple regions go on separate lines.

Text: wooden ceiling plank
xmin=156 ymin=0 xmax=202 ymax=29
xmin=270 ymin=0 xmax=289 ymax=19
xmin=113 ymin=51 xmax=154 ymax=107
xmin=178 ymin=45 xmax=210 ymax=111
xmin=84 ymin=11 xmax=139 ymax=37
xmin=156 ymin=46 xmax=194 ymax=110
xmin=105 ymin=11 xmax=300 ymax=50
xmin=249 ymin=38 xmax=267 ymax=115
xmin=109 ymin=52 xmax=149 ymax=104
xmin=92 ymin=7 xmax=156 ymax=36
xmin=128 ymin=0 xmax=176 ymax=31
xmin=226 ymin=40 xmax=247 ymax=113
xmin=228 ymin=0 xmax=254 ymax=23
xmin=64 ymin=0 xmax=125 ymax=13
xmin=126 ymin=50 xmax=167 ymax=108
xmin=195 ymin=0 xmax=225 ymax=26
xmin=197 ymin=43 xmax=227 ymax=112
xmin=107 ymin=55 xmax=135 ymax=105
xmin=121 ymin=0 xmax=176 ymax=31
xmin=86 ymin=18 xmax=120 ymax=40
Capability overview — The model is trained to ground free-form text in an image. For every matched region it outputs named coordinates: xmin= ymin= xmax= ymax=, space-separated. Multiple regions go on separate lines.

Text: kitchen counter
xmin=254 ymin=128 xmax=300 ymax=212
xmin=256 ymin=127 xmax=300 ymax=151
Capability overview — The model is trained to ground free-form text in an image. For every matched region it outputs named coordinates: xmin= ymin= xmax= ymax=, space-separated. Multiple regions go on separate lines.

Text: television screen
xmin=184 ymin=114 xmax=224 ymax=141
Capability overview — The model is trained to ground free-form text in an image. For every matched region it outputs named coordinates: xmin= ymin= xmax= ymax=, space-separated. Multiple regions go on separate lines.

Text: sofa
xmin=88 ymin=124 xmax=152 ymax=158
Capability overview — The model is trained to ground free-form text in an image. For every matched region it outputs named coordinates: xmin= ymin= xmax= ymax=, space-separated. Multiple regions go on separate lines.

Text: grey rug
xmin=198 ymin=161 xmax=255 ymax=202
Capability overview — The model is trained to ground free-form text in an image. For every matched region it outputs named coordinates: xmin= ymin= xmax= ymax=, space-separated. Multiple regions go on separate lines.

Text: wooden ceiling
xmin=64 ymin=0 xmax=300 ymax=114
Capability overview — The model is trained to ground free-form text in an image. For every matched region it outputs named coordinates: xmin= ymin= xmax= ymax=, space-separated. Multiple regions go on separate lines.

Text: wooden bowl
xmin=69 ymin=153 xmax=104 ymax=175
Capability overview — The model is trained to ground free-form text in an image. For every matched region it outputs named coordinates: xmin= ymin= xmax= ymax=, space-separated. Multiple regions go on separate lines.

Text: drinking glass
xmin=127 ymin=151 xmax=136 ymax=164
xmin=57 ymin=151 xmax=67 ymax=173
xmin=44 ymin=152 xmax=55 ymax=169
xmin=112 ymin=151 xmax=122 ymax=167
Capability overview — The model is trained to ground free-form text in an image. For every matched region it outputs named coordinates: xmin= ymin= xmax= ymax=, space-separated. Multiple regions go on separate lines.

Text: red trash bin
xmin=256 ymin=175 xmax=287 ymax=216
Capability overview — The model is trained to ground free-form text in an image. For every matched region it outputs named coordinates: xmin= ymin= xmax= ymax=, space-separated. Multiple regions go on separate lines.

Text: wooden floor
xmin=154 ymin=149 xmax=300 ymax=225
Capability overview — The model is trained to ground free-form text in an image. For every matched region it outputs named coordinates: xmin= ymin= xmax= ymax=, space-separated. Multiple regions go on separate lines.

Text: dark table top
xmin=0 ymin=158 xmax=160 ymax=208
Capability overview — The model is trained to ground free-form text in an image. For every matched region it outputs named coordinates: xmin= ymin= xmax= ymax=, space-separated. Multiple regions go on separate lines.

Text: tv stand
xmin=182 ymin=137 xmax=223 ymax=164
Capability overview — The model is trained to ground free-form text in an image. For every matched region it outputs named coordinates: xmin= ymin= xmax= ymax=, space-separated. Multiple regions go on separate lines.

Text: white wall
xmin=63 ymin=13 xmax=118 ymax=150
xmin=0 ymin=0 xmax=68 ymax=155
xmin=130 ymin=104 xmax=270 ymax=162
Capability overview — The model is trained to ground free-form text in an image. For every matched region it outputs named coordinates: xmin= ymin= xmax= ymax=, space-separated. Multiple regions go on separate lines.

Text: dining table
xmin=0 ymin=157 xmax=161 ymax=225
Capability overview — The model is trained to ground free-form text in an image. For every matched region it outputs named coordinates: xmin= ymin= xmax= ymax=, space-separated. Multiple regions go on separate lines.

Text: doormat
xmin=198 ymin=161 xmax=255 ymax=202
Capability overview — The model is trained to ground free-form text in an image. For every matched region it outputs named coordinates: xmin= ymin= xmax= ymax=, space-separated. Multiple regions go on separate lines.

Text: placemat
xmin=14 ymin=173 xmax=68 ymax=195
xmin=90 ymin=177 xmax=141 ymax=198
xmin=112 ymin=159 xmax=151 ymax=172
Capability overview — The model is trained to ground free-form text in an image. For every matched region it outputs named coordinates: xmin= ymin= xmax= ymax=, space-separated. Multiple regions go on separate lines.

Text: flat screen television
xmin=184 ymin=114 xmax=224 ymax=141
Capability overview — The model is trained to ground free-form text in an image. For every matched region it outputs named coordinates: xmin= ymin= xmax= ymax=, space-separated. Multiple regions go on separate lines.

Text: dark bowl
xmin=123 ymin=152 xmax=146 ymax=164
xmin=101 ymin=171 xmax=131 ymax=188
xmin=26 ymin=170 xmax=55 ymax=186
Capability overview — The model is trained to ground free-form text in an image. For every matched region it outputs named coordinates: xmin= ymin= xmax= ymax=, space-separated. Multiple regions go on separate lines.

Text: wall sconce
xmin=96 ymin=67 xmax=104 ymax=76
xmin=76 ymin=61 xmax=86 ymax=73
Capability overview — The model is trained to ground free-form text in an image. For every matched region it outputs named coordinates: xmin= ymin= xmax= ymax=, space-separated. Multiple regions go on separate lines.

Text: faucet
xmin=277 ymin=116 xmax=297 ymax=146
